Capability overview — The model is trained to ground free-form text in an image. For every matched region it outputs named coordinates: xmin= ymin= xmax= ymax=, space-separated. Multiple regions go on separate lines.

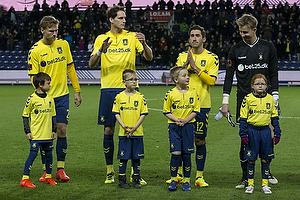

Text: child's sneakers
xmin=168 ymin=180 xmax=178 ymax=191
xmin=118 ymin=175 xmax=130 ymax=189
xmin=245 ymin=185 xmax=254 ymax=194
xmin=20 ymin=179 xmax=36 ymax=188
xmin=262 ymin=186 xmax=272 ymax=194
xmin=182 ymin=182 xmax=191 ymax=191
xmin=46 ymin=178 xmax=57 ymax=185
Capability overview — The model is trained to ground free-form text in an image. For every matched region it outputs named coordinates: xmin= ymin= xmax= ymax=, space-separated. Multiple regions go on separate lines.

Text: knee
xmin=172 ymin=151 xmax=181 ymax=155
xmin=57 ymin=123 xmax=67 ymax=137
xmin=248 ymin=160 xmax=255 ymax=164
xmin=261 ymin=159 xmax=268 ymax=164
xmin=195 ymin=137 xmax=206 ymax=147
xmin=104 ymin=125 xmax=115 ymax=135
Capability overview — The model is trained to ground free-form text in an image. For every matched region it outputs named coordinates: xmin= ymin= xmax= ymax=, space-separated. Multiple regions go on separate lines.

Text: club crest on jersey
xmin=57 ymin=47 xmax=62 ymax=54
xmin=123 ymin=39 xmax=128 ymax=46
xmin=189 ymin=97 xmax=194 ymax=104
xmin=201 ymin=60 xmax=206 ymax=67
xmin=258 ymin=53 xmax=263 ymax=60
xmin=41 ymin=61 xmax=46 ymax=67
xmin=134 ymin=101 xmax=139 ymax=107
xmin=266 ymin=103 xmax=270 ymax=109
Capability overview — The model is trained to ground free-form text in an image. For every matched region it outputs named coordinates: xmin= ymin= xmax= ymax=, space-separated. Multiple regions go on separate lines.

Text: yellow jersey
xmin=28 ymin=39 xmax=80 ymax=98
xmin=92 ymin=30 xmax=144 ymax=89
xmin=240 ymin=93 xmax=278 ymax=126
xmin=176 ymin=49 xmax=219 ymax=108
xmin=112 ymin=91 xmax=148 ymax=137
xmin=163 ymin=87 xmax=200 ymax=124
xmin=22 ymin=92 xmax=56 ymax=140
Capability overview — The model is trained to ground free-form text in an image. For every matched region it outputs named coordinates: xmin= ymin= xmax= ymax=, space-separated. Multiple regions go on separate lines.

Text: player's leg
xmin=98 ymin=90 xmax=122 ymax=183
xmin=118 ymin=159 xmax=130 ymax=189
xmin=117 ymin=136 xmax=131 ymax=189
xmin=244 ymin=125 xmax=259 ymax=194
xmin=103 ymin=125 xmax=115 ymax=183
xmin=181 ymin=123 xmax=194 ymax=191
xmin=43 ymin=142 xmax=57 ymax=185
xmin=194 ymin=111 xmax=209 ymax=187
xmin=236 ymin=93 xmax=248 ymax=188
xmin=38 ymin=147 xmax=46 ymax=182
xmin=131 ymin=138 xmax=146 ymax=187
xmin=54 ymin=94 xmax=70 ymax=181
xmin=131 ymin=159 xmax=141 ymax=189
xmin=268 ymin=124 xmax=278 ymax=184
xmin=20 ymin=141 xmax=39 ymax=188
xmin=261 ymin=127 xmax=274 ymax=194
xmin=245 ymin=160 xmax=255 ymax=194
xmin=55 ymin=123 xmax=69 ymax=181
xmin=168 ymin=124 xmax=181 ymax=191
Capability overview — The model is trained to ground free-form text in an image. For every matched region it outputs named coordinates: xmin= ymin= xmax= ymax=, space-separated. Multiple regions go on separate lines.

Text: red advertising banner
xmin=148 ymin=10 xmax=173 ymax=22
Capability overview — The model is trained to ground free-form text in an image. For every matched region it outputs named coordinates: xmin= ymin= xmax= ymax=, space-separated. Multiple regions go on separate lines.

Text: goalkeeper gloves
xmin=274 ymin=136 xmax=280 ymax=145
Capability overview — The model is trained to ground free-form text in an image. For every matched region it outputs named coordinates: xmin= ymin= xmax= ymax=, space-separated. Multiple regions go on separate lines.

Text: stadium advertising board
xmin=147 ymin=10 xmax=173 ymax=22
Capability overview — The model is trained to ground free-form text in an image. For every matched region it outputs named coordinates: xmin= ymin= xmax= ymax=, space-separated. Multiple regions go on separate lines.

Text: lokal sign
xmin=148 ymin=10 xmax=173 ymax=22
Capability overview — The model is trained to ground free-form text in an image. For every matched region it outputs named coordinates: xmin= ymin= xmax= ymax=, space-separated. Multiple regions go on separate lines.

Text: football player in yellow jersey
xmin=163 ymin=66 xmax=200 ymax=191
xmin=112 ymin=69 xmax=148 ymax=189
xmin=239 ymin=74 xmax=281 ymax=194
xmin=27 ymin=16 xmax=82 ymax=182
xmin=20 ymin=72 xmax=57 ymax=188
xmin=173 ymin=25 xmax=219 ymax=187
xmin=89 ymin=5 xmax=152 ymax=184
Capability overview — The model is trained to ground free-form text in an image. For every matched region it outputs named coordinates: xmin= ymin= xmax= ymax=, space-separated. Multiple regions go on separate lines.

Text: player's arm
xmin=22 ymin=117 xmax=32 ymax=140
xmin=52 ymin=116 xmax=57 ymax=140
xmin=115 ymin=114 xmax=131 ymax=137
xmin=89 ymin=37 xmax=112 ymax=68
xmin=135 ymin=32 xmax=153 ymax=61
xmin=268 ymin=43 xmax=279 ymax=106
xmin=221 ymin=49 xmax=236 ymax=117
xmin=67 ymin=63 xmax=82 ymax=107
xmin=164 ymin=113 xmax=179 ymax=123
xmin=187 ymin=50 xmax=217 ymax=86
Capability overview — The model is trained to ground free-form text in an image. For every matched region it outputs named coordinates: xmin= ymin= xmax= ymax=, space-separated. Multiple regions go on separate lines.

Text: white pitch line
xmin=148 ymin=108 xmax=300 ymax=119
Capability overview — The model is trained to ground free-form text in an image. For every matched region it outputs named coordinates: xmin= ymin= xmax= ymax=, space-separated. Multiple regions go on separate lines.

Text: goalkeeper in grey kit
xmin=220 ymin=14 xmax=280 ymax=189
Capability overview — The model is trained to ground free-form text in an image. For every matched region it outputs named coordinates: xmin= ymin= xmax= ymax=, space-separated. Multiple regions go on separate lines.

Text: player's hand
xmin=221 ymin=104 xmax=231 ymax=118
xmin=274 ymin=136 xmax=280 ymax=145
xmin=126 ymin=126 xmax=137 ymax=138
xmin=52 ymin=132 xmax=56 ymax=140
xmin=135 ymin=32 xmax=146 ymax=44
xmin=99 ymin=37 xmax=112 ymax=52
xmin=241 ymin=137 xmax=249 ymax=145
xmin=187 ymin=50 xmax=196 ymax=71
xmin=26 ymin=133 xmax=33 ymax=140
xmin=175 ymin=118 xmax=184 ymax=126
xmin=74 ymin=92 xmax=82 ymax=107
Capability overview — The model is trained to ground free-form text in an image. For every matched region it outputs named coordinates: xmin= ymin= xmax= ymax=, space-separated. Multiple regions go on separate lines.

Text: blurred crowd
xmin=0 ymin=0 xmax=300 ymax=68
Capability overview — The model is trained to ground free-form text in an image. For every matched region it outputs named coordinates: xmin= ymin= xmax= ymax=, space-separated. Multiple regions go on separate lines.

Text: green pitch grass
xmin=0 ymin=85 xmax=299 ymax=200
